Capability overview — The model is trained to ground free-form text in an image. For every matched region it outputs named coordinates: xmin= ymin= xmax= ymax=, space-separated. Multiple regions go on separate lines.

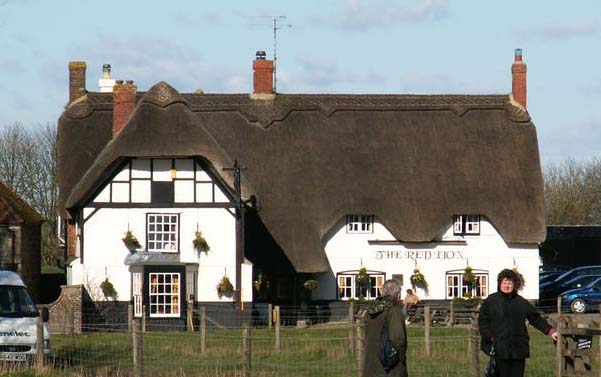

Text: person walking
xmin=478 ymin=268 xmax=558 ymax=377
xmin=362 ymin=279 xmax=408 ymax=377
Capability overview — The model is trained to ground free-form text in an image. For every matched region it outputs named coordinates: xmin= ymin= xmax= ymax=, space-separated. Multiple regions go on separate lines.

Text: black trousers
xmin=495 ymin=358 xmax=526 ymax=377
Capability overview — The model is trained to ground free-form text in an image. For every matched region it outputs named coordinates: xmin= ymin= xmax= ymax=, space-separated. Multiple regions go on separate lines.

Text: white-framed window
xmin=453 ymin=215 xmax=480 ymax=235
xmin=149 ymin=272 xmax=180 ymax=317
xmin=346 ymin=215 xmax=374 ymax=234
xmin=445 ymin=270 xmax=488 ymax=299
xmin=337 ymin=271 xmax=384 ymax=300
xmin=147 ymin=213 xmax=179 ymax=252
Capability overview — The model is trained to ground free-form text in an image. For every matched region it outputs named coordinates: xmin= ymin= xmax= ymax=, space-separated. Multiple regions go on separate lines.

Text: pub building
xmin=57 ymin=49 xmax=543 ymax=325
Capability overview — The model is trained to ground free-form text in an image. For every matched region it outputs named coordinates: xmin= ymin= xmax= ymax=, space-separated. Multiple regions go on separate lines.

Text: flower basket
xmin=192 ymin=230 xmax=210 ymax=254
xmin=463 ymin=266 xmax=477 ymax=285
xmin=303 ymin=279 xmax=319 ymax=291
xmin=216 ymin=276 xmax=234 ymax=298
xmin=122 ymin=230 xmax=141 ymax=252
xmin=410 ymin=268 xmax=428 ymax=293
xmin=356 ymin=267 xmax=369 ymax=287
xmin=100 ymin=278 xmax=118 ymax=301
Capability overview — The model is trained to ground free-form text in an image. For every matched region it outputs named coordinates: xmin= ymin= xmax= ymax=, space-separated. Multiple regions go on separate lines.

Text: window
xmin=445 ymin=271 xmax=488 ymax=299
xmin=147 ymin=214 xmax=179 ymax=252
xmin=149 ymin=272 xmax=180 ymax=317
xmin=337 ymin=271 xmax=384 ymax=300
xmin=346 ymin=215 xmax=374 ymax=234
xmin=453 ymin=215 xmax=480 ymax=235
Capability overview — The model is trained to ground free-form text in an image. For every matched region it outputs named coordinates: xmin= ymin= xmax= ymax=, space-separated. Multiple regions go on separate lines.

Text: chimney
xmin=511 ymin=48 xmax=527 ymax=109
xmin=112 ymin=80 xmax=137 ymax=136
xmin=98 ymin=64 xmax=116 ymax=93
xmin=68 ymin=61 xmax=87 ymax=103
xmin=253 ymin=51 xmax=274 ymax=94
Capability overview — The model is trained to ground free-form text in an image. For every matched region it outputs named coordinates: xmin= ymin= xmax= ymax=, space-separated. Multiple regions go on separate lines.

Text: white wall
xmin=70 ymin=207 xmax=248 ymax=303
xmin=318 ymin=217 xmax=540 ymax=300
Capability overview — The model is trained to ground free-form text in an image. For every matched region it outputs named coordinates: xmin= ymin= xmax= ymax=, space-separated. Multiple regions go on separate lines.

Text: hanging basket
xmin=216 ymin=276 xmax=234 ymax=298
xmin=122 ymin=230 xmax=141 ymax=252
xmin=192 ymin=230 xmax=210 ymax=254
xmin=410 ymin=268 xmax=428 ymax=293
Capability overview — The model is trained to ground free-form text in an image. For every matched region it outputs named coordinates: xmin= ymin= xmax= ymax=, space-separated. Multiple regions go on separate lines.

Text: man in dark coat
xmin=478 ymin=269 xmax=558 ymax=377
xmin=362 ymin=279 xmax=408 ymax=377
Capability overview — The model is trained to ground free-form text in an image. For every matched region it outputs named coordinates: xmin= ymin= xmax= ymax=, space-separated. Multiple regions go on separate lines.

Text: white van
xmin=0 ymin=270 xmax=50 ymax=361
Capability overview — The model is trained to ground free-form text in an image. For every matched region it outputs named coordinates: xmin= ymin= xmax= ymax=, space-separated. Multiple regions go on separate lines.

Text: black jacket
xmin=478 ymin=291 xmax=552 ymax=359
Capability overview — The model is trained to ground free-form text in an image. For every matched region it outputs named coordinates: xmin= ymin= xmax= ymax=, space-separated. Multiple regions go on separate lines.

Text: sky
xmin=0 ymin=0 xmax=600 ymax=165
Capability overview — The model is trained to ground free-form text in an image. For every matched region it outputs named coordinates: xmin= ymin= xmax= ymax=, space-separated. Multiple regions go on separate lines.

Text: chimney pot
xmin=116 ymin=80 xmax=124 ymax=85
xmin=126 ymin=80 xmax=134 ymax=85
xmin=253 ymin=52 xmax=274 ymax=94
xmin=511 ymin=48 xmax=527 ymax=109
xmin=256 ymin=50 xmax=267 ymax=60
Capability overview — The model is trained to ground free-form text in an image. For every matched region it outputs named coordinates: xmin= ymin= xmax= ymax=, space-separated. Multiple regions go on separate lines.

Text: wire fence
xmin=1 ymin=304 xmax=574 ymax=376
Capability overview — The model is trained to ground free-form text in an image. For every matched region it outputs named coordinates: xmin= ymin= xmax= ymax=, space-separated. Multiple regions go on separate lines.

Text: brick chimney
xmin=512 ymin=48 xmax=527 ymax=109
xmin=68 ymin=61 xmax=87 ymax=104
xmin=112 ymin=80 xmax=137 ymax=136
xmin=253 ymin=51 xmax=274 ymax=94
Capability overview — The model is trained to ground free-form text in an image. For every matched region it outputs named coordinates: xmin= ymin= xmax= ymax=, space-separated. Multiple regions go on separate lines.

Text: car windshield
xmin=0 ymin=286 xmax=37 ymax=317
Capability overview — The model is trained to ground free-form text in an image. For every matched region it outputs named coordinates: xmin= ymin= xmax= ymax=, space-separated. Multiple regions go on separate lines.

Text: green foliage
xmin=99 ymin=278 xmax=118 ymax=301
xmin=410 ymin=268 xmax=428 ymax=293
xmin=192 ymin=230 xmax=210 ymax=253
xmin=356 ymin=267 xmax=369 ymax=286
xmin=303 ymin=279 xmax=319 ymax=291
xmin=122 ymin=230 xmax=141 ymax=250
xmin=216 ymin=276 xmax=234 ymax=298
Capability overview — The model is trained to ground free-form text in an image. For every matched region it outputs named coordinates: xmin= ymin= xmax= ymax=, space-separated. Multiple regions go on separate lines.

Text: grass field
xmin=0 ymin=325 xmax=586 ymax=376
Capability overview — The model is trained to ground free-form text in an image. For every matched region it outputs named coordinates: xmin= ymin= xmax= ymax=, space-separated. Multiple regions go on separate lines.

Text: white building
xmin=57 ymin=50 xmax=545 ymax=326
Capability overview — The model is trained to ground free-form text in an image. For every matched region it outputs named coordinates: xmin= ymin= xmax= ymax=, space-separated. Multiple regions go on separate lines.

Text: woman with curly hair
xmin=478 ymin=268 xmax=558 ymax=377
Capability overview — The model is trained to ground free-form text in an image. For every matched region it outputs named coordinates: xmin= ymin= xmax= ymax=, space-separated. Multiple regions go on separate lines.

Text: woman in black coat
xmin=478 ymin=269 xmax=558 ymax=377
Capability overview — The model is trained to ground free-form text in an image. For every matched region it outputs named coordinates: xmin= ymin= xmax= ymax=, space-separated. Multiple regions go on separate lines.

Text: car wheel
xmin=570 ymin=299 xmax=587 ymax=313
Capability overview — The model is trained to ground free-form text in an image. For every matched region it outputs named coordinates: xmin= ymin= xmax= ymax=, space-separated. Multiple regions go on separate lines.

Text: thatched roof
xmin=58 ymin=82 xmax=545 ymax=272
xmin=0 ymin=180 xmax=43 ymax=224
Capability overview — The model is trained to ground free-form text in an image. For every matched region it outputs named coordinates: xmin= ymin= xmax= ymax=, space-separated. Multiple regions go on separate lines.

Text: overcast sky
xmin=0 ymin=0 xmax=600 ymax=165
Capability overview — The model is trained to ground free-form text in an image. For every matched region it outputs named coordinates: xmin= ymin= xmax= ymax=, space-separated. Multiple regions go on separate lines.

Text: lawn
xmin=0 ymin=325 xmax=580 ymax=376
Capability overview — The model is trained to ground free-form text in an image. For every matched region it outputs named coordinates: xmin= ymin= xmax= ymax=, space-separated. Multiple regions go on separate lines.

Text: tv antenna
xmin=252 ymin=16 xmax=292 ymax=93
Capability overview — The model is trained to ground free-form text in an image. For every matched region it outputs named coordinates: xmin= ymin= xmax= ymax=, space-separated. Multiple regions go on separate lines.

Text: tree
xmin=0 ymin=123 xmax=60 ymax=266
xmin=543 ymin=158 xmax=601 ymax=225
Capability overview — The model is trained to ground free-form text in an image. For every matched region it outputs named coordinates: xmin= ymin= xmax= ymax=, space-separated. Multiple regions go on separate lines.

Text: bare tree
xmin=544 ymin=158 xmax=601 ymax=225
xmin=0 ymin=123 xmax=60 ymax=266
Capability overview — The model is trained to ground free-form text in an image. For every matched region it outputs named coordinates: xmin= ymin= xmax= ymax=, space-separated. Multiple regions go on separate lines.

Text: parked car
xmin=539 ymin=272 xmax=564 ymax=285
xmin=540 ymin=265 xmax=601 ymax=291
xmin=539 ymin=274 xmax=601 ymax=304
xmin=539 ymin=265 xmax=571 ymax=273
xmin=560 ymin=277 xmax=601 ymax=313
xmin=0 ymin=270 xmax=50 ymax=361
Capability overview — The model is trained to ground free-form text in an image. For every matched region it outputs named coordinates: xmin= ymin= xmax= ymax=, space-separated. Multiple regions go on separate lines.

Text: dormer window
xmin=346 ymin=215 xmax=373 ymax=234
xmin=453 ymin=215 xmax=480 ymax=236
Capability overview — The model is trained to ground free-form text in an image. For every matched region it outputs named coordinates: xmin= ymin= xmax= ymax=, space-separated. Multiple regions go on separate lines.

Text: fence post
xmin=268 ymin=304 xmax=273 ymax=329
xmin=424 ymin=305 xmax=431 ymax=357
xmin=128 ymin=303 xmax=133 ymax=332
xmin=132 ymin=317 xmax=144 ymax=377
xmin=557 ymin=296 xmax=562 ymax=315
xmin=468 ymin=324 xmax=480 ymax=377
xmin=187 ymin=300 xmax=194 ymax=332
xmin=356 ymin=320 xmax=365 ymax=377
xmin=200 ymin=307 xmax=206 ymax=354
xmin=275 ymin=306 xmax=281 ymax=352
xmin=142 ymin=304 xmax=147 ymax=333
xmin=243 ymin=322 xmax=251 ymax=377
xmin=36 ymin=308 xmax=45 ymax=373
xmin=349 ymin=301 xmax=356 ymax=354
xmin=448 ymin=300 xmax=454 ymax=327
